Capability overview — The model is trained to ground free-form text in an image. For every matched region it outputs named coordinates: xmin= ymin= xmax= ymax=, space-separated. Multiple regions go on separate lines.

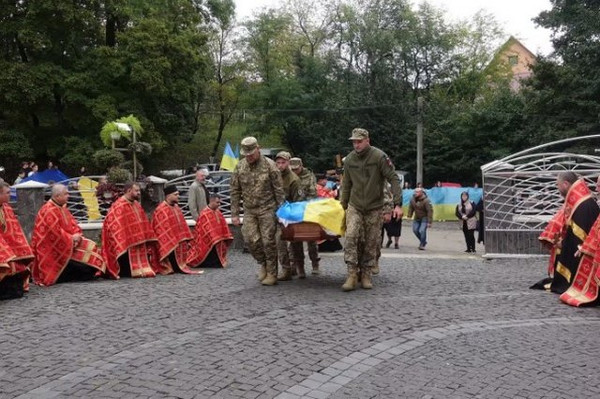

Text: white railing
xmin=481 ymin=135 xmax=600 ymax=232
xmin=42 ymin=172 xmax=235 ymax=224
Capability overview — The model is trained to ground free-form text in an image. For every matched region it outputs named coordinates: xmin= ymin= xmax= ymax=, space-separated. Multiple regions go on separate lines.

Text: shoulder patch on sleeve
xmin=385 ymin=156 xmax=393 ymax=167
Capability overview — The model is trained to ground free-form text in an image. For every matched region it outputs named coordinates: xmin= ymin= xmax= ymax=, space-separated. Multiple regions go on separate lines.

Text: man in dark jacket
xmin=407 ymin=188 xmax=433 ymax=250
xmin=340 ymin=128 xmax=402 ymax=291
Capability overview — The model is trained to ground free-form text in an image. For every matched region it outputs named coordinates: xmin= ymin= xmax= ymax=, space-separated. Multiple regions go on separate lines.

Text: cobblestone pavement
xmin=2 ymin=234 xmax=600 ymax=398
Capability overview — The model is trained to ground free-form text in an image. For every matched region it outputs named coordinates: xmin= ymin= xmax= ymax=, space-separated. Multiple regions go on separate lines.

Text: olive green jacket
xmin=340 ymin=146 xmax=402 ymax=212
xmin=281 ymin=168 xmax=302 ymax=202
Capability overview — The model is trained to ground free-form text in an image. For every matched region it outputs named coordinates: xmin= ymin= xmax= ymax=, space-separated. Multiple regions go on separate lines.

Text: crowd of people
xmin=0 ymin=127 xmax=520 ymax=300
xmin=6 ymin=132 xmax=597 ymax=303
xmin=0 ymin=180 xmax=234 ymax=300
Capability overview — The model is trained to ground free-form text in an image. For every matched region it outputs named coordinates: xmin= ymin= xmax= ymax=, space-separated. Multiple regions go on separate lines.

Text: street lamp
xmin=114 ymin=123 xmax=137 ymax=181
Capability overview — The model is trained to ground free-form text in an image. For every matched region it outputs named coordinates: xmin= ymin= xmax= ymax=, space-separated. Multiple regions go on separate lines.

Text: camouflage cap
xmin=348 ymin=128 xmax=369 ymax=141
xmin=275 ymin=151 xmax=291 ymax=161
xmin=240 ymin=136 xmax=259 ymax=156
xmin=289 ymin=157 xmax=303 ymax=169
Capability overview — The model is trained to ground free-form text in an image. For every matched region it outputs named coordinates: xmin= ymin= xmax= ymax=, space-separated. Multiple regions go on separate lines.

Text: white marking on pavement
xmin=276 ymin=317 xmax=600 ymax=399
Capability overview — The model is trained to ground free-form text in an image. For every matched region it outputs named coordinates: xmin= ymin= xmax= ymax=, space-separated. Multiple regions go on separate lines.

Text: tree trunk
xmin=211 ymin=106 xmax=226 ymax=158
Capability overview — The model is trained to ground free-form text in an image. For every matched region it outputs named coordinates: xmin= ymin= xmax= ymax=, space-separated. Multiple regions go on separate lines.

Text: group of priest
xmin=535 ymin=171 xmax=600 ymax=307
xmin=0 ymin=181 xmax=233 ymax=300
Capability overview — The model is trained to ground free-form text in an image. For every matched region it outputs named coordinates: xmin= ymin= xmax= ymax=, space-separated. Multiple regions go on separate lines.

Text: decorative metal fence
xmin=41 ymin=171 xmax=234 ymax=224
xmin=481 ymin=134 xmax=600 ymax=256
xmin=165 ymin=171 xmax=234 ymax=219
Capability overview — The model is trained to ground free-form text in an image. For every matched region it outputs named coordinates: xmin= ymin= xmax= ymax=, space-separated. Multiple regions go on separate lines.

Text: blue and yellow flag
xmin=276 ymin=198 xmax=345 ymax=236
xmin=220 ymin=141 xmax=239 ymax=171
xmin=78 ymin=177 xmax=102 ymax=221
xmin=402 ymin=187 xmax=483 ymax=221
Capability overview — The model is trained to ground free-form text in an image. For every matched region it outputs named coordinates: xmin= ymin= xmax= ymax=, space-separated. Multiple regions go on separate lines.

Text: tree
xmin=203 ymin=0 xmax=244 ymax=157
xmin=0 ymin=0 xmax=216 ymax=166
xmin=0 ymin=128 xmax=34 ymax=179
xmin=523 ymin=1 xmax=600 ymax=139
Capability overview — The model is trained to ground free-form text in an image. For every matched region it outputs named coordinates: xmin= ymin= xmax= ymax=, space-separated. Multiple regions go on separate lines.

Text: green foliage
xmin=120 ymin=160 xmax=144 ymax=175
xmin=99 ymin=115 xmax=144 ymax=147
xmin=54 ymin=136 xmax=96 ymax=176
xmin=128 ymin=141 xmax=153 ymax=157
xmin=524 ymin=1 xmax=600 ymax=139
xmin=0 ymin=129 xmax=34 ymax=159
xmin=0 ymin=128 xmax=34 ymax=177
xmin=2 ymin=0 xmax=594 ymax=185
xmin=107 ymin=167 xmax=132 ymax=184
xmin=0 ymin=0 xmax=213 ymax=160
xmin=93 ymin=149 xmax=125 ymax=172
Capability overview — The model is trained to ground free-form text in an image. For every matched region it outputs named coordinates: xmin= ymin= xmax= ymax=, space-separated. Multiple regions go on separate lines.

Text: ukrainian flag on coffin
xmin=276 ymin=198 xmax=345 ymax=236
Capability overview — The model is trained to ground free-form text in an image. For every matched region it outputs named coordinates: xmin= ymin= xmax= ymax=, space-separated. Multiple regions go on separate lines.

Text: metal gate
xmin=481 ymin=134 xmax=600 ymax=257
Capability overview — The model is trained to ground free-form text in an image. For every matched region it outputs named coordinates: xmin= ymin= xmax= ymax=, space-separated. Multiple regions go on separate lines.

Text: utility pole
xmin=132 ymin=127 xmax=137 ymax=181
xmin=416 ymin=96 xmax=424 ymax=185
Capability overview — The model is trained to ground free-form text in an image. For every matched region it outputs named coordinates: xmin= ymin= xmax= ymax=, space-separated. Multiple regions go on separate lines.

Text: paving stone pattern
xmin=2 ymin=247 xmax=600 ymax=398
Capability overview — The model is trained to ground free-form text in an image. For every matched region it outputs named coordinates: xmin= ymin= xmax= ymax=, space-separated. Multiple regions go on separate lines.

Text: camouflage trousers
xmin=277 ymin=229 xmax=303 ymax=270
xmin=294 ymin=241 xmax=319 ymax=266
xmin=344 ymin=205 xmax=383 ymax=271
xmin=241 ymin=210 xmax=278 ymax=275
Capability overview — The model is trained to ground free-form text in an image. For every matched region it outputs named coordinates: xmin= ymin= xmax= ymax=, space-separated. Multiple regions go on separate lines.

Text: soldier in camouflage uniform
xmin=231 ymin=137 xmax=285 ymax=286
xmin=274 ymin=152 xmax=303 ymax=281
xmin=340 ymin=128 xmax=402 ymax=291
xmin=290 ymin=157 xmax=321 ymax=276
xmin=357 ymin=183 xmax=393 ymax=277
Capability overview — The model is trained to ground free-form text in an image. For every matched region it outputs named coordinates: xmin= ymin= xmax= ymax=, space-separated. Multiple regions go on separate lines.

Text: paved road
xmin=2 ymin=224 xmax=600 ymax=399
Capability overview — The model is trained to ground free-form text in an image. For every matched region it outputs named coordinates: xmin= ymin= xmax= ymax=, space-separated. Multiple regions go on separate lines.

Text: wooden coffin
xmin=280 ymin=222 xmax=336 ymax=242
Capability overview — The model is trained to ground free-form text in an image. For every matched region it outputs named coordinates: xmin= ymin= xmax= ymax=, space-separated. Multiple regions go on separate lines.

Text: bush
xmin=107 ymin=167 xmax=131 ymax=184
xmin=93 ymin=149 xmax=125 ymax=172
xmin=120 ymin=160 xmax=144 ymax=175
xmin=57 ymin=137 xmax=96 ymax=175
xmin=128 ymin=141 xmax=153 ymax=157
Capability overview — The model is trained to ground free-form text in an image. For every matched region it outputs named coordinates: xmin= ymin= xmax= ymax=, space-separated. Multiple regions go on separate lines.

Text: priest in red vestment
xmin=0 ymin=182 xmax=33 ymax=299
xmin=31 ymin=184 xmax=106 ymax=286
xmin=186 ymin=194 xmax=233 ymax=268
xmin=151 ymin=185 xmax=202 ymax=274
xmin=102 ymin=182 xmax=159 ymax=279
xmin=560 ymin=175 xmax=600 ymax=306
xmin=535 ymin=208 xmax=566 ymax=290
xmin=532 ymin=172 xmax=600 ymax=294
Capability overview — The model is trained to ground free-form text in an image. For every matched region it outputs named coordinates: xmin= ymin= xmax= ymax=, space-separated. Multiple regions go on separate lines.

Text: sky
xmin=234 ymin=0 xmax=554 ymax=55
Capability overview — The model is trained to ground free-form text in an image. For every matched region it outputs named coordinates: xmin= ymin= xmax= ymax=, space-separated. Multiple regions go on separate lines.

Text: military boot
xmin=262 ymin=273 xmax=278 ymax=286
xmin=361 ymin=268 xmax=373 ymax=289
xmin=257 ymin=264 xmax=267 ymax=281
xmin=311 ymin=261 xmax=320 ymax=275
xmin=371 ymin=262 xmax=380 ymax=276
xmin=341 ymin=267 xmax=359 ymax=292
xmin=277 ymin=268 xmax=293 ymax=281
xmin=297 ymin=263 xmax=306 ymax=279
